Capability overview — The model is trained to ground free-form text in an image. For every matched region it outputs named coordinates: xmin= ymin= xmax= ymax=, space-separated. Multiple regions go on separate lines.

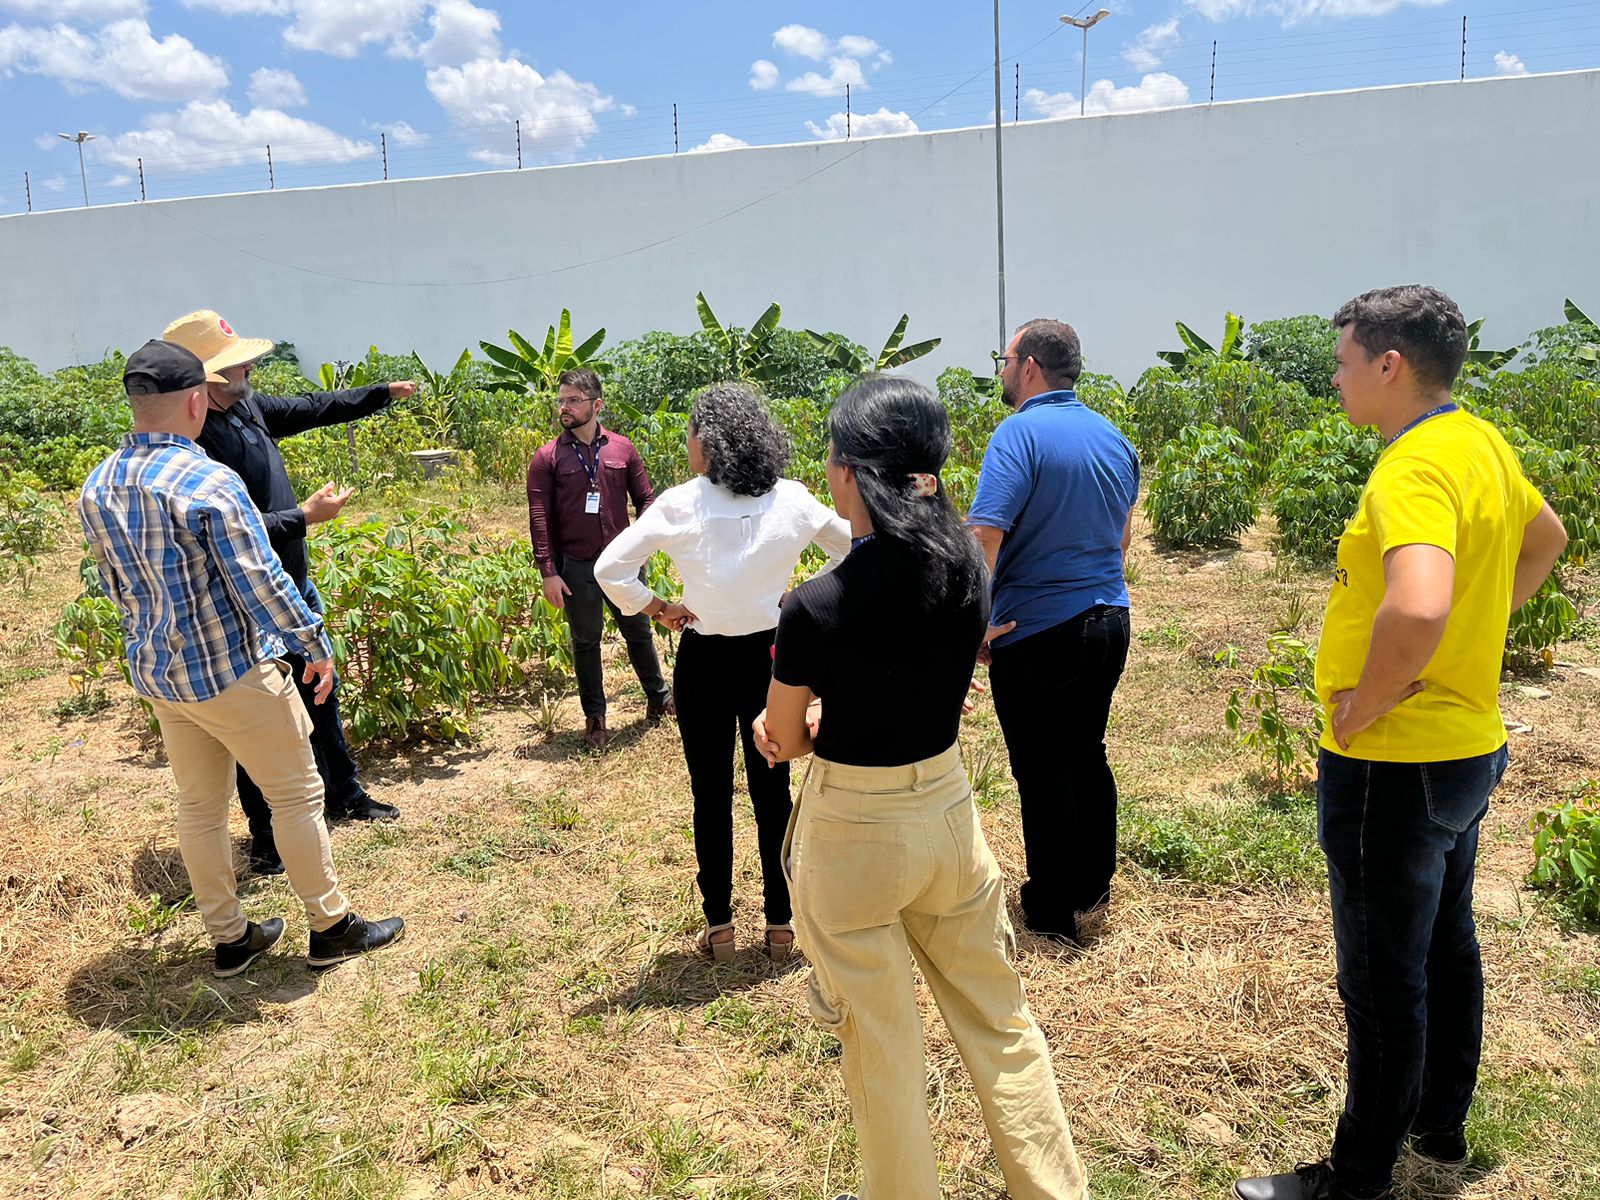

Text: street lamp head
xmin=57 ymin=131 xmax=95 ymax=143
xmin=1060 ymin=9 xmax=1111 ymax=28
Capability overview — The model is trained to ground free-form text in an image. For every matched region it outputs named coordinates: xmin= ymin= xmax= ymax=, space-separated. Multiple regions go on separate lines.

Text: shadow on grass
xmin=510 ymin=717 xmax=659 ymax=764
xmin=63 ymin=938 xmax=321 ymax=1036
xmin=570 ymin=944 xmax=802 ymax=1019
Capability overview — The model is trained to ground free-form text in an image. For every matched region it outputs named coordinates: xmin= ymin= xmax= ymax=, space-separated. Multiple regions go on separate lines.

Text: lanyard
xmin=850 ymin=533 xmax=876 ymax=553
xmin=570 ymin=438 xmax=601 ymax=488
xmin=1388 ymin=403 xmax=1457 ymax=446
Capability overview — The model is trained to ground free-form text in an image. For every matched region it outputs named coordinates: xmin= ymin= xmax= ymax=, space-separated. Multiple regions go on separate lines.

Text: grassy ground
xmin=2 ymin=480 xmax=1598 ymax=1200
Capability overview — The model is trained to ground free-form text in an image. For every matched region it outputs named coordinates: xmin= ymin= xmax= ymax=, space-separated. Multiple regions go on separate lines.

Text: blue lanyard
xmin=1388 ymin=403 xmax=1457 ymax=446
xmin=850 ymin=533 xmax=876 ymax=553
xmin=570 ymin=438 xmax=601 ymax=487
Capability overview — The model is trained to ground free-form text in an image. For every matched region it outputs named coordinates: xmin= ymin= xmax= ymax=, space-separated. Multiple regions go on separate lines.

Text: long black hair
xmin=690 ymin=382 xmax=790 ymax=497
xmin=829 ymin=375 xmax=985 ymax=607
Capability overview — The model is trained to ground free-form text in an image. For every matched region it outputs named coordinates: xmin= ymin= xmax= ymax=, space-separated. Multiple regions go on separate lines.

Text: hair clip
xmin=907 ymin=473 xmax=938 ymax=497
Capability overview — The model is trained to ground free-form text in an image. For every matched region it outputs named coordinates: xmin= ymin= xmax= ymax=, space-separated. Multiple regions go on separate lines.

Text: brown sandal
xmin=695 ymin=922 xmax=736 ymax=962
xmin=764 ymin=923 xmax=796 ymax=963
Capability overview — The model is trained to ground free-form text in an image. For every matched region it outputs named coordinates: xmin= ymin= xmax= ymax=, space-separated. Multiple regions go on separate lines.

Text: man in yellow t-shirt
xmin=1236 ymin=286 xmax=1568 ymax=1200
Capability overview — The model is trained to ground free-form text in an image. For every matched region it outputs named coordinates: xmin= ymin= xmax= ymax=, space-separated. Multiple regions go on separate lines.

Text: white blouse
xmin=594 ymin=476 xmax=851 ymax=637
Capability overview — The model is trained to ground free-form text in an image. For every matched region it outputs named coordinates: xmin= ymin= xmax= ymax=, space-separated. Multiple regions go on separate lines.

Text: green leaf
xmin=881 ymin=337 xmax=941 ymax=370
xmin=570 ymin=326 xmax=607 ymax=365
xmin=878 ymin=313 xmax=909 ymax=363
xmin=694 ymin=292 xmax=730 ymax=351
xmin=554 ymin=308 xmax=574 ymax=362
xmin=1564 ymin=298 xmax=1595 ymax=328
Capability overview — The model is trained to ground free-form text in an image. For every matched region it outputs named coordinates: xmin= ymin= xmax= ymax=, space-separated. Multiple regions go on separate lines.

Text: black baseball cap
xmin=124 ymin=339 xmax=207 ymax=396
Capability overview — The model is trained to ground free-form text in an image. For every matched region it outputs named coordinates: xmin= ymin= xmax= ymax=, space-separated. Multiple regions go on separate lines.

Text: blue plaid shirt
xmin=78 ymin=432 xmax=333 ymax=703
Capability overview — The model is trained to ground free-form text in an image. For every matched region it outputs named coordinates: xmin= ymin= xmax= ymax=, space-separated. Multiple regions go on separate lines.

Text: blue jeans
xmin=237 ymin=578 xmax=364 ymax=838
xmin=1319 ymin=744 xmax=1509 ymax=1194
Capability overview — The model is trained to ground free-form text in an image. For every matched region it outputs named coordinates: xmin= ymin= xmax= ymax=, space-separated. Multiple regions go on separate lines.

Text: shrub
xmin=1077 ymin=372 xmax=1134 ymax=439
xmin=1472 ymin=362 xmax=1600 ymax=451
xmin=606 ymin=331 xmax=727 ymax=412
xmin=1269 ymin=415 xmax=1381 ymax=562
xmin=0 ymin=473 xmax=61 ymax=592
xmin=1245 ymin=314 xmax=1339 ymax=400
xmin=1529 ymin=787 xmax=1600 ymax=923
xmin=939 ymin=366 xmax=1007 ymax=470
xmin=1130 ymin=361 xmax=1326 ymax=476
xmin=1219 ymin=633 xmax=1323 ymax=794
xmin=1145 ymin=424 xmax=1260 ymax=547
xmin=54 ymin=593 xmax=129 ymax=694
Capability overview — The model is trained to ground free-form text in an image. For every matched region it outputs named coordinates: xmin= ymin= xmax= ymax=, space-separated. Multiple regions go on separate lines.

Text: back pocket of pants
xmin=1421 ymin=752 xmax=1503 ymax=834
xmin=799 ymin=818 xmax=911 ymax=933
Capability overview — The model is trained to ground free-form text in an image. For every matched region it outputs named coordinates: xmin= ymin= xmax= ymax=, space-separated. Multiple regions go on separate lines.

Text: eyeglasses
xmin=557 ymin=395 xmax=597 ymax=409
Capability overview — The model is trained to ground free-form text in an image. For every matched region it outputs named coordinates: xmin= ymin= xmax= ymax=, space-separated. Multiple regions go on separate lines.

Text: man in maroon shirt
xmin=527 ymin=368 xmax=674 ymax=749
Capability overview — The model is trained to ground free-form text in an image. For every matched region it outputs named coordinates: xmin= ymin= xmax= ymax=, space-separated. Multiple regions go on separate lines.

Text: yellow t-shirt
xmin=1315 ymin=409 xmax=1543 ymax=762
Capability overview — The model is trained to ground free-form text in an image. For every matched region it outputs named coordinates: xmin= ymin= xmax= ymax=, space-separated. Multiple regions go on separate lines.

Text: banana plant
xmin=695 ymin=292 xmax=783 ymax=384
xmin=1566 ymin=299 xmax=1599 ymax=365
xmin=1464 ymin=318 xmax=1517 ymax=372
xmin=479 ymin=310 xmax=607 ymax=394
xmin=805 ymin=314 xmax=941 ymax=373
xmin=410 ymin=347 xmax=474 ymax=446
xmin=318 ymin=349 xmax=376 ymax=469
xmin=1157 ymin=312 xmax=1246 ymax=372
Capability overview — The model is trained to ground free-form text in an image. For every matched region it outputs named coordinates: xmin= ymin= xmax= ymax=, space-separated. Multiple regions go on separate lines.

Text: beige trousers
xmin=148 ymin=661 xmax=350 ymax=944
xmin=785 ymin=743 xmax=1088 ymax=1200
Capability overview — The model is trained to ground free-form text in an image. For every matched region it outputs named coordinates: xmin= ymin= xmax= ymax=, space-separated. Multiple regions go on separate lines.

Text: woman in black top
xmin=754 ymin=377 xmax=1089 ymax=1200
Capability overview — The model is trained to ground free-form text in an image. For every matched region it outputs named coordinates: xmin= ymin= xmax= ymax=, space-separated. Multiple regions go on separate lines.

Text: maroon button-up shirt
xmin=526 ymin=425 xmax=655 ymax=578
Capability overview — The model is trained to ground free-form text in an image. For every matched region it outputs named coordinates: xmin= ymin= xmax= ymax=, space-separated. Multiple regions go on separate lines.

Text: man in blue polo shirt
xmin=969 ymin=318 xmax=1140 ymax=945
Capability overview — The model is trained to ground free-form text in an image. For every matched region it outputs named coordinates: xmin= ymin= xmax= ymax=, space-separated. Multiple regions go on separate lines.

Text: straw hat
xmin=162 ymin=310 xmax=275 ymax=378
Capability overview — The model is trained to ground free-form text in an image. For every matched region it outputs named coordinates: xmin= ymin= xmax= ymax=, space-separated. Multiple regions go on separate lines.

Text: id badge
xmin=584 ymin=490 xmax=601 ymax=515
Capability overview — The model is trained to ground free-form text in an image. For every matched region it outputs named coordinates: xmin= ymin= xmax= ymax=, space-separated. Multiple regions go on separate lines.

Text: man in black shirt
xmin=165 ymin=310 xmax=411 ymax=874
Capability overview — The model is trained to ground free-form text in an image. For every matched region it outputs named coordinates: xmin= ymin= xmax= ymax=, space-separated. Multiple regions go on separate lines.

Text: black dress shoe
xmin=1408 ymin=1128 xmax=1469 ymax=1167
xmin=307 ymin=912 xmax=405 ymax=969
xmin=214 ymin=918 xmax=285 ymax=977
xmin=327 ymin=794 xmax=400 ymax=823
xmin=247 ymin=837 xmax=285 ymax=876
xmin=1235 ymin=1160 xmax=1391 ymax=1200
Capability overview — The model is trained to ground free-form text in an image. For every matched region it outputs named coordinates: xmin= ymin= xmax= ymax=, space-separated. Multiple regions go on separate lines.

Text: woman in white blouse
xmin=596 ymin=383 xmax=850 ymax=961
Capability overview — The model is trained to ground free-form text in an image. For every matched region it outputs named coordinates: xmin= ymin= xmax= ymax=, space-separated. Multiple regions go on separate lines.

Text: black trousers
xmin=988 ymin=604 xmax=1130 ymax=935
xmin=674 ymin=627 xmax=793 ymax=928
xmin=560 ymin=555 xmax=671 ymax=720
xmin=239 ymin=578 xmax=363 ymax=840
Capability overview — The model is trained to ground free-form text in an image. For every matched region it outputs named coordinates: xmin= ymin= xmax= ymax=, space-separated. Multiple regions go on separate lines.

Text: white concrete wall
xmin=3 ymin=70 xmax=1597 ymax=387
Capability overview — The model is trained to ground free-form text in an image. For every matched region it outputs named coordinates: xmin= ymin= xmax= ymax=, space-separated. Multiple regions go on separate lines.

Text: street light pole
xmin=1060 ymin=10 xmax=1111 ymax=117
xmin=57 ymin=130 xmax=95 ymax=207
xmin=993 ymin=0 xmax=1007 ymax=353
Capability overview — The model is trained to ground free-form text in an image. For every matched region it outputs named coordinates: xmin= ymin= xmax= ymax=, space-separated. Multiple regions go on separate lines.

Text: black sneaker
xmin=327 ymin=794 xmax=401 ymax=823
xmin=1234 ymin=1160 xmax=1391 ymax=1200
xmin=213 ymin=918 xmax=285 ymax=978
xmin=247 ymin=836 xmax=284 ymax=876
xmin=1408 ymin=1128 xmax=1469 ymax=1167
xmin=306 ymin=912 xmax=405 ymax=969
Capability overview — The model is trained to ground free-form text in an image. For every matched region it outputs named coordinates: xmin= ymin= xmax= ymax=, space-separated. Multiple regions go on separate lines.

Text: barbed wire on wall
xmin=6 ymin=1 xmax=1600 ymax=218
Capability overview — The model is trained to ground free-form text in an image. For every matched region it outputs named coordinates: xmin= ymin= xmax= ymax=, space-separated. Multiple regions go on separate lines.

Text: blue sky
xmin=2 ymin=0 xmax=1596 ymax=213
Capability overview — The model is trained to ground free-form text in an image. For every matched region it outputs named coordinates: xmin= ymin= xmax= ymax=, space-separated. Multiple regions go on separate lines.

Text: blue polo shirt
xmin=968 ymin=390 xmax=1140 ymax=648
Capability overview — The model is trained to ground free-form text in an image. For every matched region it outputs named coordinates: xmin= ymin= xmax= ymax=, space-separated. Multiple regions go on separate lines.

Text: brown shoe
xmin=583 ymin=716 xmax=610 ymax=750
xmin=646 ymin=697 xmax=677 ymax=724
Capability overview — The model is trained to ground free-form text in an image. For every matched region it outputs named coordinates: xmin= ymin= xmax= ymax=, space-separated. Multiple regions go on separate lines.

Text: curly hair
xmin=689 ymin=383 xmax=790 ymax=497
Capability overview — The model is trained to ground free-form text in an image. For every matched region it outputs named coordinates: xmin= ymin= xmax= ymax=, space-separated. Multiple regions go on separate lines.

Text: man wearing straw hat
xmin=164 ymin=309 xmax=415 ymax=875
xmin=79 ymin=339 xmax=404 ymax=975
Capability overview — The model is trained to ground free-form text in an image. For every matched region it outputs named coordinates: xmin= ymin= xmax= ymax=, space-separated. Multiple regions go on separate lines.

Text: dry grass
xmin=2 ymin=490 xmax=1598 ymax=1199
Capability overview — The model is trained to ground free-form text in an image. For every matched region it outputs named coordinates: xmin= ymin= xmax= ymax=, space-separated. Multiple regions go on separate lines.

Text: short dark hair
xmin=558 ymin=367 xmax=602 ymax=399
xmin=1332 ymin=285 xmax=1467 ymax=392
xmin=689 ymin=383 xmax=789 ymax=497
xmin=1012 ymin=319 xmax=1082 ymax=389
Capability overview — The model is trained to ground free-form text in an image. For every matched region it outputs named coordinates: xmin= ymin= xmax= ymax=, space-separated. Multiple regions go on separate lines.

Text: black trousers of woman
xmin=674 ymin=627 xmax=793 ymax=928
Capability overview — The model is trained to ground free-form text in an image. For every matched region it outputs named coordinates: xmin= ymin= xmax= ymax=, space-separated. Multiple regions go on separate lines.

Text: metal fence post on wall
xmin=24 ymin=171 xmax=31 ymax=213
xmin=516 ymin=119 xmax=522 ymax=168
xmin=846 ymin=84 xmax=852 ymax=139
xmin=1460 ymin=16 xmax=1467 ymax=81
xmin=673 ymin=104 xmax=679 ymax=153
xmin=381 ymin=132 xmax=388 ymax=180
xmin=1015 ymin=63 xmax=1020 ymax=123
xmin=138 ymin=157 xmax=145 ymax=201
xmin=266 ymin=144 xmax=275 ymax=189
xmin=1210 ymin=42 xmax=1218 ymax=103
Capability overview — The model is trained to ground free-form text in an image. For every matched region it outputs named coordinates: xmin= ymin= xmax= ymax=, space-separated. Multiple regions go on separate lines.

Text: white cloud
xmin=1124 ymin=17 xmax=1181 ymax=72
xmin=773 ymin=23 xmax=830 ymax=60
xmin=1184 ymin=0 xmax=1448 ymax=24
xmin=39 ymin=174 xmax=66 ymax=190
xmin=787 ymin=55 xmax=866 ymax=95
xmin=0 ymin=18 xmax=229 ymax=103
xmin=1026 ymin=72 xmax=1191 ymax=117
xmin=0 ymin=0 xmax=145 ymax=16
xmin=106 ymin=172 xmax=134 ymax=185
xmin=377 ymin=119 xmax=426 ymax=144
xmin=835 ymin=34 xmax=880 ymax=58
xmin=97 ymin=99 xmax=376 ymax=170
xmin=749 ymin=58 xmax=778 ymax=90
xmin=180 ymin=0 xmax=289 ymax=13
xmin=691 ymin=132 xmax=748 ymax=153
xmin=425 ymin=56 xmax=615 ymax=156
xmin=805 ymin=106 xmax=917 ymax=140
xmin=282 ymin=0 xmax=426 ymax=57
xmin=420 ymin=0 xmax=499 ymax=66
xmin=1494 ymin=50 xmax=1527 ymax=76
xmin=248 ymin=65 xmax=306 ymax=106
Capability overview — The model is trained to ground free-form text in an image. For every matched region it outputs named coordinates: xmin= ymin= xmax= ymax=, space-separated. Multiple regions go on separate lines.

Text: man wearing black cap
xmin=77 ymin=340 xmax=404 ymax=976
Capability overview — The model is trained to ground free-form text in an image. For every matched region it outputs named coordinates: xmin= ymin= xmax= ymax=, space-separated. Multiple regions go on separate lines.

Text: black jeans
xmin=1320 ymin=745 xmax=1508 ymax=1194
xmin=674 ymin=627 xmax=792 ymax=928
xmin=238 ymin=578 xmax=363 ymax=840
xmin=560 ymin=555 xmax=671 ymax=720
xmin=988 ymin=604 xmax=1130 ymax=935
